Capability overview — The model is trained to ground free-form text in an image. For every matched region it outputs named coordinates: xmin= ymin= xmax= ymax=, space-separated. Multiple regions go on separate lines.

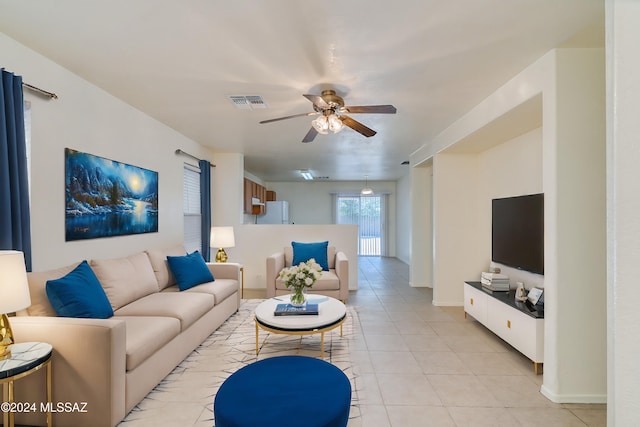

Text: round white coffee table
xmin=254 ymin=295 xmax=346 ymax=358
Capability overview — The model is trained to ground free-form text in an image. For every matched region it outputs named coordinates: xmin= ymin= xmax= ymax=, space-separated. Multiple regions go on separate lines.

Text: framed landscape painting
xmin=65 ymin=148 xmax=159 ymax=241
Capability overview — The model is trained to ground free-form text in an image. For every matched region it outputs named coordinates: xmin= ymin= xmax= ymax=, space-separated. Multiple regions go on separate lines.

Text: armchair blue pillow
xmin=167 ymin=250 xmax=215 ymax=291
xmin=46 ymin=260 xmax=114 ymax=319
xmin=292 ymin=241 xmax=329 ymax=271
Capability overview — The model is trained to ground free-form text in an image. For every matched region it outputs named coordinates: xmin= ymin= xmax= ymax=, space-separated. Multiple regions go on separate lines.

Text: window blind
xmin=183 ymin=164 xmax=201 ymax=253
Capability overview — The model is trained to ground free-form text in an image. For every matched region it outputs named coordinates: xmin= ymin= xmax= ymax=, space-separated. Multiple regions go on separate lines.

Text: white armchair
xmin=266 ymin=246 xmax=349 ymax=302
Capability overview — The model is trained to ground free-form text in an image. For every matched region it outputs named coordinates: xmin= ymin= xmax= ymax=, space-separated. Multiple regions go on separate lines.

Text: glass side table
xmin=1 ymin=342 xmax=52 ymax=427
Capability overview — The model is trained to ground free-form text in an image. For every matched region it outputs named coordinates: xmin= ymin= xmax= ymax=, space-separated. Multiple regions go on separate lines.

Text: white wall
xmin=222 ymin=224 xmax=358 ymax=291
xmin=431 ymin=153 xmax=483 ymax=305
xmin=606 ymin=0 xmax=640 ymax=423
xmin=409 ymin=163 xmax=433 ymax=287
xmin=540 ymin=48 xmax=606 ymax=404
xmin=478 ymin=127 xmax=544 ymax=290
xmin=1 ymin=32 xmax=213 ymax=271
xmin=212 ymin=153 xmax=245 ymax=226
xmin=395 ymin=167 xmax=411 ymax=265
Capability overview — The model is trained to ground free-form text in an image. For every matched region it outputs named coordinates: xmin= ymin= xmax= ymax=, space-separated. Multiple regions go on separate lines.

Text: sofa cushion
xmin=276 ymin=270 xmax=340 ymax=291
xmin=45 ymin=260 xmax=114 ymax=319
xmin=161 ymin=279 xmax=238 ymax=305
xmin=285 ymin=246 xmax=336 ymax=270
xmin=90 ymin=252 xmax=159 ymax=311
xmin=146 ymin=245 xmax=186 ymax=290
xmin=292 ymin=241 xmax=329 ymax=271
xmin=167 ymin=251 xmax=215 ymax=291
xmin=24 ymin=261 xmax=81 ymax=316
xmin=114 ymin=292 xmax=215 ymax=331
xmin=114 ymin=316 xmax=181 ymax=371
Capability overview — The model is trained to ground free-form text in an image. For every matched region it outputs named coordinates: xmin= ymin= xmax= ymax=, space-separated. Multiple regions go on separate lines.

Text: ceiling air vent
xmin=228 ymin=95 xmax=267 ymax=110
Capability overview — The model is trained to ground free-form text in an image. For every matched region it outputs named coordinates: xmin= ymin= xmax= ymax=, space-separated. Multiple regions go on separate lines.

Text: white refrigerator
xmin=256 ymin=201 xmax=289 ymax=224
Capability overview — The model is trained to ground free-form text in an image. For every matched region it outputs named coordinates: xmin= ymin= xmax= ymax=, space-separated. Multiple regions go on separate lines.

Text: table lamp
xmin=0 ymin=251 xmax=32 ymax=360
xmin=210 ymin=226 xmax=235 ymax=263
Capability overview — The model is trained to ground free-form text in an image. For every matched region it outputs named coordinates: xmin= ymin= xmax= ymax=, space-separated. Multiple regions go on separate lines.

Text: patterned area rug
xmin=119 ymin=299 xmax=360 ymax=426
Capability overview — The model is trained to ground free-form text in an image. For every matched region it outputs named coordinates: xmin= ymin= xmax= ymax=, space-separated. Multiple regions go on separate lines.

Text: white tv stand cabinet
xmin=463 ymin=281 xmax=544 ymax=374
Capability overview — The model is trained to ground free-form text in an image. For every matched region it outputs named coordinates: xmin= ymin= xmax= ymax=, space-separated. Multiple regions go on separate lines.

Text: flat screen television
xmin=492 ymin=193 xmax=544 ymax=275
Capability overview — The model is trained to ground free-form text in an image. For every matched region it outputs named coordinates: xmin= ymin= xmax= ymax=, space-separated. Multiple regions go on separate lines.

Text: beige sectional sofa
xmin=10 ymin=245 xmax=241 ymax=427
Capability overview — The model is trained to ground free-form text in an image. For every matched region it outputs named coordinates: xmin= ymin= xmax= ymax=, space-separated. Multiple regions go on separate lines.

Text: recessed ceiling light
xmin=299 ymin=170 xmax=314 ymax=180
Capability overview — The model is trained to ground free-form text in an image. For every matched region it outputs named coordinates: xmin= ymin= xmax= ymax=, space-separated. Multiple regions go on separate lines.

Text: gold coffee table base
xmin=255 ymin=315 xmax=346 ymax=359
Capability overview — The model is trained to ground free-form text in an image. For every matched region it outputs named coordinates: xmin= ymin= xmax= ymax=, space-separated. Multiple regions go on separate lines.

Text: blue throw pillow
xmin=46 ymin=260 xmax=114 ymax=319
xmin=292 ymin=241 xmax=329 ymax=271
xmin=166 ymin=251 xmax=215 ymax=291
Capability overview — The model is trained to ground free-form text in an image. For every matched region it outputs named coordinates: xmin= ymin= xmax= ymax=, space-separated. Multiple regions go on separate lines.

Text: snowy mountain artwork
xmin=65 ymin=148 xmax=158 ymax=241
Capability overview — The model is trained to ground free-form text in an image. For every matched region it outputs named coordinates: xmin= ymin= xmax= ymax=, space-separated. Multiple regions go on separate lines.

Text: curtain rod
xmin=22 ymin=82 xmax=58 ymax=99
xmin=175 ymin=149 xmax=216 ymax=167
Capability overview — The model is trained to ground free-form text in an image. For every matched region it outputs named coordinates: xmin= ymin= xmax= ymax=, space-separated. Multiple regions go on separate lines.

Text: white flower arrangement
xmin=279 ymin=258 xmax=323 ymax=291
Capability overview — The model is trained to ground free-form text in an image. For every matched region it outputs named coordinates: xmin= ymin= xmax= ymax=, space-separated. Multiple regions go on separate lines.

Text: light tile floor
xmin=245 ymin=256 xmax=606 ymax=427
xmin=347 ymin=256 xmax=606 ymax=427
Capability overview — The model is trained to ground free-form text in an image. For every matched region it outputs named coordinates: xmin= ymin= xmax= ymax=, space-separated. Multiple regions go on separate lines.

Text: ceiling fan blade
xmin=340 ymin=115 xmax=377 ymax=138
xmin=302 ymin=127 xmax=318 ymax=143
xmin=343 ymin=105 xmax=397 ymax=114
xmin=259 ymin=112 xmax=316 ymax=124
xmin=303 ymin=94 xmax=330 ymax=109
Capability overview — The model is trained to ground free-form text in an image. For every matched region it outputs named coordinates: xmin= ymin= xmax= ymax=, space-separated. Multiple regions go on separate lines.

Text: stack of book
xmin=480 ymin=272 xmax=510 ymax=291
xmin=274 ymin=303 xmax=319 ymax=316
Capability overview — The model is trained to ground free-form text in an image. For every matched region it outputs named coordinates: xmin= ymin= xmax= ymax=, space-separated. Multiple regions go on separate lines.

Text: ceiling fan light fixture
xmin=328 ymin=114 xmax=344 ymax=133
xmin=312 ymin=116 xmax=329 ymax=134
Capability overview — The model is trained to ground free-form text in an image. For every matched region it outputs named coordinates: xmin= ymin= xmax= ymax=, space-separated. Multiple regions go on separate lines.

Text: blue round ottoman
xmin=214 ymin=355 xmax=351 ymax=427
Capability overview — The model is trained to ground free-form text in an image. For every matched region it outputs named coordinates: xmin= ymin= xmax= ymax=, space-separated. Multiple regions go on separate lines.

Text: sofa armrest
xmin=207 ymin=262 xmax=241 ymax=281
xmin=207 ymin=262 xmax=241 ymax=306
xmin=335 ymin=251 xmax=349 ymax=302
xmin=11 ymin=316 xmax=127 ymax=427
xmin=266 ymin=252 xmax=285 ymax=298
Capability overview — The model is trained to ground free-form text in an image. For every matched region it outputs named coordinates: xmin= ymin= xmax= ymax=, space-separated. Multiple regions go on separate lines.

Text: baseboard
xmin=409 ymin=281 xmax=432 ymax=288
xmin=540 ymin=384 xmax=607 ymax=404
xmin=432 ymin=299 xmax=463 ymax=307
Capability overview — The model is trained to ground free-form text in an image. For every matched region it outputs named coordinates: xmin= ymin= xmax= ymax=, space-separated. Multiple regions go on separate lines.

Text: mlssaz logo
xmin=40 ymin=402 xmax=88 ymax=413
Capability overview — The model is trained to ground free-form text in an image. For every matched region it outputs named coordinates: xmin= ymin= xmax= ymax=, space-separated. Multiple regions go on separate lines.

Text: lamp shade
xmin=0 ymin=251 xmax=31 ymax=313
xmin=210 ymin=226 xmax=236 ymax=248
xmin=361 ymin=187 xmax=374 ymax=195
xmin=361 ymin=175 xmax=374 ymax=195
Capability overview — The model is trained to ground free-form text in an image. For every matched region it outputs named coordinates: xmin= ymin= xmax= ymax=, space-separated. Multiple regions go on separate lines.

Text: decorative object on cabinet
xmin=515 ymin=282 xmax=528 ymax=302
xmin=211 ymin=226 xmax=236 ymax=263
xmin=65 ymin=148 xmax=158 ymax=240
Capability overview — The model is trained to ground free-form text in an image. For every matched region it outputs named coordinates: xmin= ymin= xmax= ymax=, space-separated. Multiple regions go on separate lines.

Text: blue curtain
xmin=0 ymin=70 xmax=32 ymax=271
xmin=199 ymin=160 xmax=211 ymax=261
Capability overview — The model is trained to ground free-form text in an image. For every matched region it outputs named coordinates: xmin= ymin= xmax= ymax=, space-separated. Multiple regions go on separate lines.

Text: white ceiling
xmin=0 ymin=0 xmax=603 ymax=182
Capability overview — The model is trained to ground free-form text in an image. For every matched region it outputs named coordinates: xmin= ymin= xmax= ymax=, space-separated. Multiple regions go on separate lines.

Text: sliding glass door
xmin=335 ymin=194 xmax=386 ymax=256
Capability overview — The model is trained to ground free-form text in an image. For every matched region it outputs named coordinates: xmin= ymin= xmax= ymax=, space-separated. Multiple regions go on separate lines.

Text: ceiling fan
xmin=259 ymin=89 xmax=397 ymax=142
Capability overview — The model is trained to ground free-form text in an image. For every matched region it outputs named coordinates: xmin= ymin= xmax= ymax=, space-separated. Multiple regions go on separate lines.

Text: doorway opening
xmin=335 ymin=194 xmax=386 ymax=256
